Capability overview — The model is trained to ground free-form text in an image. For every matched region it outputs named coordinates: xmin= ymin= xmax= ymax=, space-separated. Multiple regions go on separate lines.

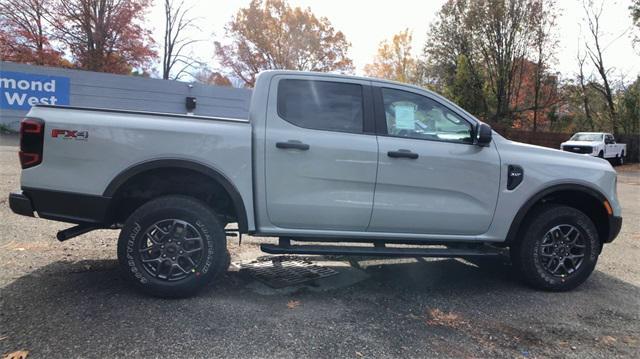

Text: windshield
xmin=570 ymin=133 xmax=603 ymax=141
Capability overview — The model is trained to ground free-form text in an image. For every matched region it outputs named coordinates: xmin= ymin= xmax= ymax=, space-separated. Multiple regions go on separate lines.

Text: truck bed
xmin=21 ymin=105 xmax=255 ymax=228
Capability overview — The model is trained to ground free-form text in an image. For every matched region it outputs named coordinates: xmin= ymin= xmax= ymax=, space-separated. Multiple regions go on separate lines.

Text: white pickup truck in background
xmin=561 ymin=132 xmax=627 ymax=165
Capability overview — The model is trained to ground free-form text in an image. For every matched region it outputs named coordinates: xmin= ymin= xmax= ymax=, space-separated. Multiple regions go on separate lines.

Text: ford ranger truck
xmin=9 ymin=71 xmax=622 ymax=297
xmin=561 ymin=132 xmax=627 ymax=165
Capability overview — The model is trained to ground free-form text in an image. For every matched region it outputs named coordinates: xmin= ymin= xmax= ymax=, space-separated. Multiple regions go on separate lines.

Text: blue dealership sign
xmin=0 ymin=71 xmax=70 ymax=110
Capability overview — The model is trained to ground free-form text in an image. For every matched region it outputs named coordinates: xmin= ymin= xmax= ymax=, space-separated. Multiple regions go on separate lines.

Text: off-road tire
xmin=117 ymin=195 xmax=228 ymax=298
xmin=598 ymin=151 xmax=604 ymax=158
xmin=618 ymin=152 xmax=625 ymax=165
xmin=511 ymin=204 xmax=600 ymax=291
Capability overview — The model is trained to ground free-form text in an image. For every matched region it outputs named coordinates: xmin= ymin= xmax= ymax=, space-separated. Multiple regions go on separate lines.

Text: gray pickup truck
xmin=9 ymin=70 xmax=622 ymax=297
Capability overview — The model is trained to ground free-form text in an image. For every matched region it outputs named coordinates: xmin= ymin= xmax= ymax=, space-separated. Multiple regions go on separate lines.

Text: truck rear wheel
xmin=510 ymin=204 xmax=600 ymax=291
xmin=117 ymin=195 xmax=229 ymax=298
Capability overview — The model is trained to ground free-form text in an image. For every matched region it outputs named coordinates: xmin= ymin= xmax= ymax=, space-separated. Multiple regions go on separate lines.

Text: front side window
xmin=277 ymin=79 xmax=363 ymax=133
xmin=381 ymin=88 xmax=472 ymax=143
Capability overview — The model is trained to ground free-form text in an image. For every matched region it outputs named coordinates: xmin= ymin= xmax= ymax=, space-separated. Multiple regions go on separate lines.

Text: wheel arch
xmin=505 ymin=184 xmax=611 ymax=246
xmin=104 ymin=159 xmax=248 ymax=232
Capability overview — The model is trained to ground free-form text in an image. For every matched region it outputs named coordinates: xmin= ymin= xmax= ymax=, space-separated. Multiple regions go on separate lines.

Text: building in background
xmin=0 ymin=62 xmax=251 ymax=131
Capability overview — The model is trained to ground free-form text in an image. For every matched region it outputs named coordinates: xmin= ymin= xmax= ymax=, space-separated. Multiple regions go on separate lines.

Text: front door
xmin=368 ymin=86 xmax=501 ymax=235
xmin=604 ymin=134 xmax=615 ymax=157
xmin=264 ymin=76 xmax=378 ymax=231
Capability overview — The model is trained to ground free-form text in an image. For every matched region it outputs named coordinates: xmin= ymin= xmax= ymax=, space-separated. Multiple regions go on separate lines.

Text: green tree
xmin=618 ymin=77 xmax=640 ymax=135
xmin=423 ymin=0 xmax=480 ymax=94
xmin=447 ymin=55 xmax=486 ymax=117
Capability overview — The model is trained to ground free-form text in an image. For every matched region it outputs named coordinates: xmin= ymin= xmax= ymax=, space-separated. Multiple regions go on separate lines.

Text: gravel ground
xmin=1 ymin=138 xmax=639 ymax=358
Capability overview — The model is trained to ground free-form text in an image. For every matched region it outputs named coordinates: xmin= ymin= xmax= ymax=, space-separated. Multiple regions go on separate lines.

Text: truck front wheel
xmin=510 ymin=205 xmax=600 ymax=291
xmin=117 ymin=195 xmax=229 ymax=298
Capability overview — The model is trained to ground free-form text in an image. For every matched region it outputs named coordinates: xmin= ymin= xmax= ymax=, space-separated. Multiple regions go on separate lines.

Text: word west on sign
xmin=0 ymin=71 xmax=70 ymax=110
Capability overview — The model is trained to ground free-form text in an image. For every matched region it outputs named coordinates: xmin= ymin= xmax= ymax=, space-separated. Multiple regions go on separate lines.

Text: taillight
xmin=19 ymin=118 xmax=45 ymax=169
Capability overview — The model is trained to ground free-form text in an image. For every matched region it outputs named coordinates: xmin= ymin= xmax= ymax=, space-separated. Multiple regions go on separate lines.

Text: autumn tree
xmin=424 ymin=0 xmax=546 ymax=123
xmin=582 ymin=0 xmax=617 ymax=133
xmin=576 ymin=47 xmax=594 ymax=130
xmin=529 ymin=0 xmax=559 ymax=131
xmin=468 ymin=0 xmax=538 ymax=124
xmin=0 ymin=0 xmax=65 ymax=66
xmin=215 ymin=0 xmax=353 ymax=87
xmin=51 ymin=0 xmax=155 ymax=74
xmin=364 ymin=29 xmax=420 ymax=85
xmin=161 ymin=0 xmax=201 ymax=80
xmin=192 ymin=67 xmax=233 ymax=87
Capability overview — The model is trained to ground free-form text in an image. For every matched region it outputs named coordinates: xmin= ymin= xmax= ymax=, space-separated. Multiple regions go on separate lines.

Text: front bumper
xmin=605 ymin=216 xmax=623 ymax=243
xmin=9 ymin=191 xmax=35 ymax=217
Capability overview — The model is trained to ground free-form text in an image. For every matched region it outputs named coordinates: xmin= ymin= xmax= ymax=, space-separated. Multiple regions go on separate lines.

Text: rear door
xmin=264 ymin=75 xmax=378 ymax=231
xmin=368 ymin=85 xmax=501 ymax=235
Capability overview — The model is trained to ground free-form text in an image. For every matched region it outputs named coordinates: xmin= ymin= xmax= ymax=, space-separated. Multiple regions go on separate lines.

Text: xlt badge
xmin=507 ymin=165 xmax=524 ymax=190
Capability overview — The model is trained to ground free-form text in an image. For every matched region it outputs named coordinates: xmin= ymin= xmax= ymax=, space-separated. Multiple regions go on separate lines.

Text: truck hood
xmin=491 ymin=133 xmax=621 ymax=220
xmin=560 ymin=140 xmax=600 ymax=147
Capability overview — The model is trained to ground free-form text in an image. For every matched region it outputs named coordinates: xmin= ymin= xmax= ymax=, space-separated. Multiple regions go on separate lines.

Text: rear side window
xmin=277 ymin=79 xmax=363 ymax=133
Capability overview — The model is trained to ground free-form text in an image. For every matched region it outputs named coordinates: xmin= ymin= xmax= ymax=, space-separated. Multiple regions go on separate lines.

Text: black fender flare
xmin=104 ymin=159 xmax=248 ymax=232
xmin=505 ymin=183 xmax=608 ymax=244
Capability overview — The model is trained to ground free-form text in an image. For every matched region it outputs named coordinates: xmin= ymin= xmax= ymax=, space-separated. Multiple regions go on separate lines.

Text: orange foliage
xmin=0 ymin=0 xmax=68 ymax=67
xmin=51 ymin=0 xmax=156 ymax=74
xmin=363 ymin=29 xmax=420 ymax=85
xmin=215 ymin=0 xmax=353 ymax=87
xmin=510 ymin=59 xmax=560 ymax=131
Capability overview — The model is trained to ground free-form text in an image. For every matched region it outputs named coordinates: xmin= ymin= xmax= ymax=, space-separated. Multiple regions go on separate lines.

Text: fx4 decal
xmin=51 ymin=129 xmax=89 ymax=141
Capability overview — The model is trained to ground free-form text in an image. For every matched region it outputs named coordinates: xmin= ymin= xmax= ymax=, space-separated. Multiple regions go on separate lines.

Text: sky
xmin=147 ymin=0 xmax=639 ymax=83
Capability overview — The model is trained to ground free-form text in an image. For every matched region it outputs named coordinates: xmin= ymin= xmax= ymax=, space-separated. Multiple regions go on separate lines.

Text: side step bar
xmin=260 ymin=243 xmax=503 ymax=258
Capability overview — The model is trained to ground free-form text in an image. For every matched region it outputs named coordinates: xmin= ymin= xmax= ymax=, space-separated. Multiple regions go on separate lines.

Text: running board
xmin=260 ymin=243 xmax=503 ymax=258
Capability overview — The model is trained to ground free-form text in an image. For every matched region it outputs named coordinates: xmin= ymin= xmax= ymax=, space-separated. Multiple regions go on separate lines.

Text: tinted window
xmin=381 ymin=88 xmax=472 ymax=143
xmin=278 ymin=79 xmax=364 ymax=133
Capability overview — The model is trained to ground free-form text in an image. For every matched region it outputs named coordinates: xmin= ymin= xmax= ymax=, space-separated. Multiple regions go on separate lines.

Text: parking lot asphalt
xmin=1 ymin=139 xmax=639 ymax=358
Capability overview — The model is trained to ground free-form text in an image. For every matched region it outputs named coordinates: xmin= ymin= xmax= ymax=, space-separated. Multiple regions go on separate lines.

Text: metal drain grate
xmin=240 ymin=256 xmax=338 ymax=288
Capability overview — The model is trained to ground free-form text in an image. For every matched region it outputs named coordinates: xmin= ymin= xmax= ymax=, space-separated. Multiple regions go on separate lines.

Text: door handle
xmin=276 ymin=140 xmax=310 ymax=151
xmin=387 ymin=149 xmax=418 ymax=159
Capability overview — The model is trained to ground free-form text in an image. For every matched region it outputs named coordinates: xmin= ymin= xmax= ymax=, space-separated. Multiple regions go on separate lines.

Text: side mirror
xmin=476 ymin=123 xmax=492 ymax=147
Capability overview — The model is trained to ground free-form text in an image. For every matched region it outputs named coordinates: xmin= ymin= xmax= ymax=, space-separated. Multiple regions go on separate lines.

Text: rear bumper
xmin=605 ymin=216 xmax=623 ymax=243
xmin=9 ymin=188 xmax=111 ymax=225
xmin=9 ymin=191 xmax=35 ymax=217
